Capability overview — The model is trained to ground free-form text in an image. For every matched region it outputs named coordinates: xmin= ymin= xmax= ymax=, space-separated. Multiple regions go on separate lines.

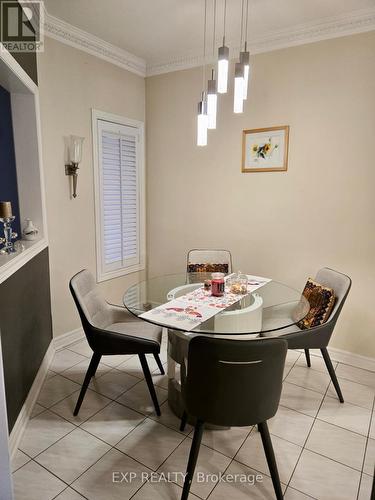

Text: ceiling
xmin=44 ymin=0 xmax=375 ymax=74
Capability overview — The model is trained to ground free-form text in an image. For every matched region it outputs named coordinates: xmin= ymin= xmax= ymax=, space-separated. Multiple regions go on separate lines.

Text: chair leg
xmin=180 ymin=410 xmax=188 ymax=432
xmin=73 ymin=352 xmax=101 ymax=416
xmin=181 ymin=420 xmax=204 ymax=500
xmin=153 ymin=353 xmax=165 ymax=375
xmin=304 ymin=349 xmax=311 ymax=368
xmin=258 ymin=421 xmax=283 ymax=500
xmin=321 ymin=347 xmax=344 ymax=403
xmin=139 ymin=354 xmax=161 ymax=416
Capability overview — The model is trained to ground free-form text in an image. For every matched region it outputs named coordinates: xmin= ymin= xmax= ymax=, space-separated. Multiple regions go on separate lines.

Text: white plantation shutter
xmin=94 ymin=116 xmax=144 ymax=280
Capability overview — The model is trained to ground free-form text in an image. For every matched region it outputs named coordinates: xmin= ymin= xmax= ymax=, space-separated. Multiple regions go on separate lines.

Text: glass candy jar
xmin=229 ymin=271 xmax=248 ymax=295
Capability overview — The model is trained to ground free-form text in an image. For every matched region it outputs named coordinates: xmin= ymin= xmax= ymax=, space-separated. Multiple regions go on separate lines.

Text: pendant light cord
xmin=240 ymin=0 xmax=244 ymax=49
xmin=223 ymin=0 xmax=226 ymax=42
xmin=245 ymin=0 xmax=249 ymax=46
xmin=203 ymin=0 xmax=207 ymax=90
xmin=212 ymin=0 xmax=216 ymax=57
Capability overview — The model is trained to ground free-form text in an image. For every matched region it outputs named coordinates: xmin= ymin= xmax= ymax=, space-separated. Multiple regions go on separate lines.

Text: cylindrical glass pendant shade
xmin=240 ymin=50 xmax=250 ymax=100
xmin=197 ymin=99 xmax=208 ymax=146
xmin=233 ymin=62 xmax=244 ymax=113
xmin=207 ymin=77 xmax=217 ymax=129
xmin=217 ymin=43 xmax=229 ymax=94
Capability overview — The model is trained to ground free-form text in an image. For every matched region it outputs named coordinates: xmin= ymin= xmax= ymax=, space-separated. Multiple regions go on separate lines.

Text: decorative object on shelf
xmin=65 ymin=135 xmax=84 ymax=198
xmin=0 ymin=201 xmax=18 ymax=254
xmin=242 ymin=125 xmax=289 ymax=172
xmin=22 ymin=218 xmax=39 ymax=241
xmin=13 ymin=241 xmax=25 ymax=252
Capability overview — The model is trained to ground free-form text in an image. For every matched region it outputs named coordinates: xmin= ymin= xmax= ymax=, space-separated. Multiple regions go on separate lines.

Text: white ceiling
xmin=44 ymin=0 xmax=375 ymax=74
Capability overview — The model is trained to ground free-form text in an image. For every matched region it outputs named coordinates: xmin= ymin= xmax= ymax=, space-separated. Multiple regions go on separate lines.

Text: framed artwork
xmin=242 ymin=125 xmax=289 ymax=172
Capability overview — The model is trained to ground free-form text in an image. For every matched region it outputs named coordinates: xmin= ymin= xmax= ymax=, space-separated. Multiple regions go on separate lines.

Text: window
xmin=92 ymin=110 xmax=145 ymax=281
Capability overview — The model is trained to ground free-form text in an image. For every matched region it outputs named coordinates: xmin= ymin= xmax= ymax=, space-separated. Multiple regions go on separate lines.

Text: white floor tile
xmin=54 ymin=487 xmax=87 ymax=500
xmin=66 ymin=339 xmax=92 ymax=357
xmin=116 ymin=418 xmax=185 ymax=470
xmin=72 ymin=448 xmax=150 ymax=500
xmin=30 ymin=403 xmax=45 ymax=419
xmin=35 ymin=428 xmax=111 ymax=484
xmin=268 ymin=405 xmax=314 ymax=446
xmin=19 ymin=410 xmax=75 ymax=458
xmin=280 ymin=382 xmax=324 ymax=417
xmin=286 ymin=350 xmax=301 ymax=365
xmin=152 ymin=371 xmax=169 ymax=390
xmin=235 ymin=428 xmax=302 ymax=484
xmin=200 ymin=425 xmax=252 ymax=458
xmin=363 ymin=438 xmax=375 ymax=476
xmin=209 ymin=460 xmax=287 ymax=500
xmin=117 ymin=354 xmax=159 ymax=377
xmin=149 ymin=400 xmax=193 ymax=435
xmin=317 ymin=395 xmax=372 ymax=436
xmin=335 ymin=364 xmax=375 ymax=389
xmin=290 ymin=449 xmax=361 ymax=500
xmin=370 ymin=415 xmax=375 ymax=439
xmin=37 ymin=375 xmax=81 ymax=408
xmin=296 ymin=351 xmax=337 ymax=373
xmin=116 ymin=380 xmax=168 ymax=416
xmin=101 ymin=354 xmax=133 ymax=368
xmin=159 ymin=437 xmax=231 ymax=499
xmin=358 ymin=473 xmax=374 ymax=500
xmin=13 ymin=460 xmax=66 ymax=500
xmin=50 ymin=350 xmax=87 ymax=373
xmin=89 ymin=368 xmax=140 ymax=399
xmin=12 ymin=450 xmax=30 ymax=472
xmin=61 ymin=358 xmax=111 ymax=385
xmin=284 ymin=486 xmax=315 ymax=499
xmin=81 ymin=401 xmax=145 ymax=445
xmin=132 ymin=480 xmax=200 ymax=500
xmin=326 ymin=377 xmax=375 ymax=409
xmin=285 ymin=365 xmax=331 ymax=394
xmin=305 ymin=419 xmax=367 ymax=471
xmin=50 ymin=388 xmax=112 ymax=424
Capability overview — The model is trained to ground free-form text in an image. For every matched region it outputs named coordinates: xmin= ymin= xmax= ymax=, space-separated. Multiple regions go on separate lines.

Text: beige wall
xmin=146 ymin=32 xmax=375 ymax=358
xmin=38 ymin=37 xmax=145 ymax=338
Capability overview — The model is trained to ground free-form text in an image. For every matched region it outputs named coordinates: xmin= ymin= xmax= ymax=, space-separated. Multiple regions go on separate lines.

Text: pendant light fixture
xmin=217 ymin=0 xmax=229 ymax=94
xmin=233 ymin=0 xmax=245 ymax=113
xmin=240 ymin=0 xmax=250 ymax=99
xmin=207 ymin=0 xmax=217 ymax=129
xmin=197 ymin=0 xmax=208 ymax=146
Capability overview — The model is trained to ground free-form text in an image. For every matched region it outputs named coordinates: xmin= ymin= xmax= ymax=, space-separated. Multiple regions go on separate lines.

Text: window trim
xmin=92 ymin=109 xmax=146 ymax=282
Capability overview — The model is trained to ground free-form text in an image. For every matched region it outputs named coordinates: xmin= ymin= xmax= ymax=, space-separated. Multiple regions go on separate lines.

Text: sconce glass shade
xmin=217 ymin=43 xmax=229 ymax=94
xmin=233 ymin=62 xmax=245 ymax=113
xmin=68 ymin=135 xmax=84 ymax=164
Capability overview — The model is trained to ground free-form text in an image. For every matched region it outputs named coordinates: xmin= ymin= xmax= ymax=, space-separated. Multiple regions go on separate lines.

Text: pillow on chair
xmin=187 ymin=263 xmax=229 ymax=273
xmin=295 ymin=278 xmax=336 ymax=329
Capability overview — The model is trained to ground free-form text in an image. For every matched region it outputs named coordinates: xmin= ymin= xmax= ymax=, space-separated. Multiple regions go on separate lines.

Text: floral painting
xmin=242 ymin=126 xmax=289 ymax=172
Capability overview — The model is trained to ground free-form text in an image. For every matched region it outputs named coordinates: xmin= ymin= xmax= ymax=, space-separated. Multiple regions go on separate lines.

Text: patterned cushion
xmin=296 ymin=278 xmax=336 ymax=329
xmin=187 ymin=263 xmax=229 ymax=273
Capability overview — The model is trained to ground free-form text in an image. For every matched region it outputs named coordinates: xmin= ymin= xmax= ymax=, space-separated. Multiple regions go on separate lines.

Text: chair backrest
xmin=186 ymin=249 xmax=233 ymax=274
xmin=183 ymin=336 xmax=287 ymax=427
xmin=315 ymin=267 xmax=351 ymax=327
xmin=69 ymin=269 xmax=112 ymax=332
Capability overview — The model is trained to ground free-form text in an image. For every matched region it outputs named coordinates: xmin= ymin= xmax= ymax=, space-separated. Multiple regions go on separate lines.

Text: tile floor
xmin=12 ymin=335 xmax=375 ymax=500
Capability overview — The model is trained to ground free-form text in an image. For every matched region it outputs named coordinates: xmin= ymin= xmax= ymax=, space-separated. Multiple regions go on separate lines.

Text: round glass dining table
xmin=123 ymin=273 xmax=309 ymax=419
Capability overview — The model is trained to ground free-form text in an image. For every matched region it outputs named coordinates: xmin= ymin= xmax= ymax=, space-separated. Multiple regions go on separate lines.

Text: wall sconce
xmin=65 ymin=135 xmax=84 ymax=198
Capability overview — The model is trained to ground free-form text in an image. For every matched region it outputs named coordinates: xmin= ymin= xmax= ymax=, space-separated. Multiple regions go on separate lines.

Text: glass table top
xmin=123 ymin=273 xmax=309 ymax=336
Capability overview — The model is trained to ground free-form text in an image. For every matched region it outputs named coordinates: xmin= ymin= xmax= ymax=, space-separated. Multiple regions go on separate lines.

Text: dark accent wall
xmin=0 ymin=249 xmax=52 ymax=430
xmin=0 ymin=84 xmax=21 ymax=236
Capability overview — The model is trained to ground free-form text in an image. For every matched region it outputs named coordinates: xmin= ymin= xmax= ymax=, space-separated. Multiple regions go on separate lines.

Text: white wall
xmin=146 ymin=32 xmax=375 ymax=358
xmin=38 ymin=37 xmax=146 ymax=338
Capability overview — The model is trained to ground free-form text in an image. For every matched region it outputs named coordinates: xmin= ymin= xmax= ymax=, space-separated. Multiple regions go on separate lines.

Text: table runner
xmin=139 ymin=274 xmax=271 ymax=331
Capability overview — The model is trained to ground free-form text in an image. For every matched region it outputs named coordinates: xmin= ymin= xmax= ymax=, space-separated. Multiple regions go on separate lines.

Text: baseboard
xmin=8 ymin=340 xmax=55 ymax=458
xmin=53 ymin=327 xmax=84 ymax=351
xmin=328 ymin=347 xmax=375 ymax=372
xmin=300 ymin=346 xmax=375 ymax=372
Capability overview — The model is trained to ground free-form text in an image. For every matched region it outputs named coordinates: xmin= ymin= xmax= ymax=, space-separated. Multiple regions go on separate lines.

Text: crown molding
xmin=146 ymin=7 xmax=375 ymax=76
xmin=44 ymin=13 xmax=146 ymax=77
xmin=41 ymin=7 xmax=375 ymax=78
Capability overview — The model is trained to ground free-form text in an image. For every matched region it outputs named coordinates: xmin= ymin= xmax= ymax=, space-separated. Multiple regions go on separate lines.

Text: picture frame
xmin=242 ymin=125 xmax=289 ymax=172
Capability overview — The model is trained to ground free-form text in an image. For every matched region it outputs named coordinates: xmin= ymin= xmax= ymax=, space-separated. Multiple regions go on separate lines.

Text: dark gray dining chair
xmin=179 ymin=336 xmax=287 ymax=500
xmin=262 ymin=267 xmax=351 ymax=403
xmin=69 ymin=269 xmax=164 ymax=416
